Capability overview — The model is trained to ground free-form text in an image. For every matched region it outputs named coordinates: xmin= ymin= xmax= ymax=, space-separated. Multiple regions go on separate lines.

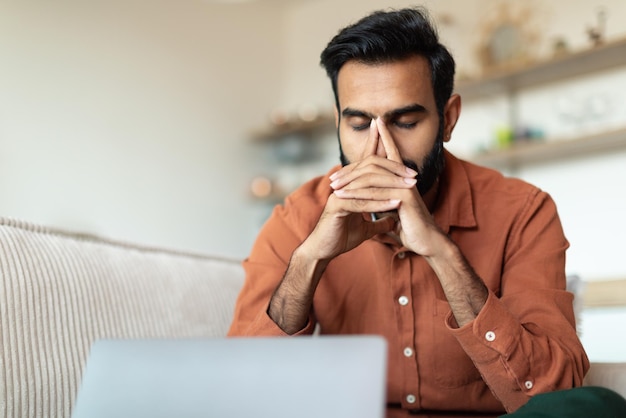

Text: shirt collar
xmin=434 ymin=150 xmax=477 ymax=233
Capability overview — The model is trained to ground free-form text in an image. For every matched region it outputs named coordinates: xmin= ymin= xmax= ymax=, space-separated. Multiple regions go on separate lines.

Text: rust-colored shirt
xmin=228 ymin=151 xmax=589 ymax=416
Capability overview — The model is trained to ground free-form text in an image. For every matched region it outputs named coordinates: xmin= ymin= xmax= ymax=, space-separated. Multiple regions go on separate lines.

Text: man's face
xmin=336 ymin=55 xmax=444 ymax=196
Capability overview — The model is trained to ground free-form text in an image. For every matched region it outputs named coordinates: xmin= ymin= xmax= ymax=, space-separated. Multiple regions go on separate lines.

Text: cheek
xmin=391 ymin=127 xmax=437 ymax=162
xmin=338 ymin=126 xmax=369 ymax=160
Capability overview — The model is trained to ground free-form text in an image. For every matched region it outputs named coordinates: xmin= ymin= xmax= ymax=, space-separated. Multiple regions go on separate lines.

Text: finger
xmin=361 ymin=118 xmax=379 ymax=160
xmin=329 ymin=194 xmax=401 ymax=214
xmin=330 ymin=157 xmax=417 ymax=190
xmin=376 ymin=117 xmax=403 ymax=163
xmin=334 ymin=171 xmax=417 ymax=192
xmin=334 ymin=185 xmax=414 ymax=200
xmin=330 ymin=119 xmax=378 ymax=183
xmin=330 ymin=157 xmax=367 ymax=185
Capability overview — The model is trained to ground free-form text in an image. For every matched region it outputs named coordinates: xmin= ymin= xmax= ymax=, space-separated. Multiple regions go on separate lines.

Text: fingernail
xmin=406 ymin=167 xmax=418 ymax=177
xmin=403 ymin=177 xmax=417 ymax=185
xmin=333 ymin=189 xmax=346 ymax=196
xmin=369 ymin=118 xmax=377 ymax=135
xmin=329 ymin=172 xmax=339 ymax=181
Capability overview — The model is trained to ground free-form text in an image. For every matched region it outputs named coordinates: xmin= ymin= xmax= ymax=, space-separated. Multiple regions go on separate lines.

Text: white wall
xmin=0 ymin=0 xmax=287 ymax=258
xmin=2 ymin=0 xmax=625 ymax=277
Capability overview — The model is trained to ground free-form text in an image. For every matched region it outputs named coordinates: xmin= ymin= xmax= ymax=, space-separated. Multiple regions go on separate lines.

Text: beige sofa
xmin=0 ymin=216 xmax=624 ymax=417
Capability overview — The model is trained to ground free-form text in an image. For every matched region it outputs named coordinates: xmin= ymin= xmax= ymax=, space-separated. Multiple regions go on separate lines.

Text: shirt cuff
xmin=243 ymin=307 xmax=317 ymax=336
xmin=445 ymin=290 xmax=523 ymax=364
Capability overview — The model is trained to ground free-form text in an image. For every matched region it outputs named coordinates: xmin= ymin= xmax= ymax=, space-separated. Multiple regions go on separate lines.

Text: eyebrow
xmin=341 ymin=103 xmax=427 ymax=120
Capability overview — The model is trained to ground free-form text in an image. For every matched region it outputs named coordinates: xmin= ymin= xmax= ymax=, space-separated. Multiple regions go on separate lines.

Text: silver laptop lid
xmin=72 ymin=336 xmax=387 ymax=418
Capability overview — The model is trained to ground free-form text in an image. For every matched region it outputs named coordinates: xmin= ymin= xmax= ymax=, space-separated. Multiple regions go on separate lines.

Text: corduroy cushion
xmin=0 ymin=217 xmax=244 ymax=418
xmin=584 ymin=363 xmax=626 ymax=399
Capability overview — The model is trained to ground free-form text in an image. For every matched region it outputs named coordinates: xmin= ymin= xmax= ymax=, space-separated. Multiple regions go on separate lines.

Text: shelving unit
xmin=460 ymin=38 xmax=626 ymax=304
xmin=471 ymin=127 xmax=626 ymax=169
xmin=251 ymin=113 xmax=335 ymax=142
xmin=248 ymin=112 xmax=336 ymax=205
xmin=456 ymin=37 xmax=626 ymax=100
xmin=457 ymin=36 xmax=626 ymax=170
xmin=250 ymin=37 xmax=626 ymax=173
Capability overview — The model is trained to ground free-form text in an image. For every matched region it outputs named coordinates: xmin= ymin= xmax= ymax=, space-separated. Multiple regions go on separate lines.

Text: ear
xmin=442 ymin=94 xmax=461 ymax=143
xmin=333 ymin=106 xmax=339 ymax=128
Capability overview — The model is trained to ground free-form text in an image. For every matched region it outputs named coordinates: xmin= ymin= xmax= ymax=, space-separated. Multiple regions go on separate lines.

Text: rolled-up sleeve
xmin=227 ymin=188 xmax=323 ymax=338
xmin=446 ymin=190 xmax=589 ymax=412
xmin=227 ymin=258 xmax=317 ymax=337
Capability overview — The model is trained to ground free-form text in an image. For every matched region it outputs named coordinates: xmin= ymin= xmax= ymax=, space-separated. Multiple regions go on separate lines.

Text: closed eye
xmin=351 ymin=123 xmax=371 ymax=132
xmin=394 ymin=121 xmax=418 ymax=129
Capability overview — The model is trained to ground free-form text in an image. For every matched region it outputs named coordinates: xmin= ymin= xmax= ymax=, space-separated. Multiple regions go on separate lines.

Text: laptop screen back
xmin=72 ymin=336 xmax=387 ymax=418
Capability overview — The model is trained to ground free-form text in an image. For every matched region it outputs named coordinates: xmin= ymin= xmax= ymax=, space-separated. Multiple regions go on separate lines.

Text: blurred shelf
xmin=457 ymin=37 xmax=626 ymax=101
xmin=584 ymin=278 xmax=626 ymax=308
xmin=251 ymin=113 xmax=335 ymax=142
xmin=470 ymin=127 xmax=626 ymax=170
xmin=250 ymin=192 xmax=287 ymax=205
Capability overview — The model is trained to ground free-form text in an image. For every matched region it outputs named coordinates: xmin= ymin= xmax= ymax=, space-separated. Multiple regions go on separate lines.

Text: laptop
xmin=72 ymin=336 xmax=387 ymax=418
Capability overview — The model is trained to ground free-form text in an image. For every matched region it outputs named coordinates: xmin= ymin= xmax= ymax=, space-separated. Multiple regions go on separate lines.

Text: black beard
xmin=338 ymin=128 xmax=445 ymax=196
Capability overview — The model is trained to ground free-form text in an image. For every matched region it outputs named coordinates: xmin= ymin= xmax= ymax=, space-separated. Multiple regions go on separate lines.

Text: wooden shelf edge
xmin=457 ymin=37 xmax=626 ymax=100
xmin=583 ymin=279 xmax=626 ymax=308
xmin=470 ymin=127 xmax=626 ymax=169
xmin=251 ymin=114 xmax=335 ymax=142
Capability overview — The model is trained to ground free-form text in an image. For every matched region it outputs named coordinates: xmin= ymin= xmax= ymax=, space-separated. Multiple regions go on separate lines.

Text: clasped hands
xmin=305 ymin=117 xmax=445 ymax=263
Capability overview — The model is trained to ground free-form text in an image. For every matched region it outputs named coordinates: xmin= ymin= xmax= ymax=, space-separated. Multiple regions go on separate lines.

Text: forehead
xmin=336 ymin=55 xmax=435 ymax=113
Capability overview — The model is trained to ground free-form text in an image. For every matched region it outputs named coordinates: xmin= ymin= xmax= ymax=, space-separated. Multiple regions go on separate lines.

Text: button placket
xmin=391 ymin=247 xmax=419 ymax=410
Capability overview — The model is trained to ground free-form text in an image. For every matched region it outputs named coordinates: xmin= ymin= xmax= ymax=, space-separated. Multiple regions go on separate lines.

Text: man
xmin=228 ymin=7 xmax=624 ymax=417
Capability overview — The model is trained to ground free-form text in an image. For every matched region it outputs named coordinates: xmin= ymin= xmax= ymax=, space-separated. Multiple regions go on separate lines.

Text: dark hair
xmin=320 ymin=7 xmax=455 ymax=116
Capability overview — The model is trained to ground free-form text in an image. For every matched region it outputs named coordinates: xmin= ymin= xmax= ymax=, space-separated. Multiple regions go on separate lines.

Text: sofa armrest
xmin=584 ymin=362 xmax=626 ymax=399
xmin=0 ymin=217 xmax=245 ymax=417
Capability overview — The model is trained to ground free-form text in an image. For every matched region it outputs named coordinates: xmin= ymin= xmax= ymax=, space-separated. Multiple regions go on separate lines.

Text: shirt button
xmin=406 ymin=394 xmax=416 ymax=404
xmin=397 ymin=252 xmax=406 ymax=259
xmin=398 ymin=296 xmax=409 ymax=306
xmin=485 ymin=331 xmax=496 ymax=342
xmin=524 ymin=380 xmax=533 ymax=390
xmin=403 ymin=347 xmax=413 ymax=357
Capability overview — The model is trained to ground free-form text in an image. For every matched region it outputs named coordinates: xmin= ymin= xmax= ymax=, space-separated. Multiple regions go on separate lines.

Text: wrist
xmin=292 ymin=242 xmax=331 ymax=279
xmin=423 ymin=231 xmax=457 ymax=266
xmin=268 ymin=243 xmax=329 ymax=334
xmin=297 ymin=236 xmax=333 ymax=268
